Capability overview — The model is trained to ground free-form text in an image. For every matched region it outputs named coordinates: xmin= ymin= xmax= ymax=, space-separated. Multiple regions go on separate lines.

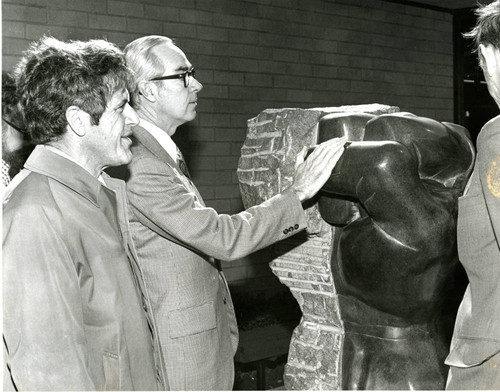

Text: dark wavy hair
xmin=14 ymin=36 xmax=133 ymax=144
xmin=464 ymin=1 xmax=500 ymax=53
xmin=2 ymin=72 xmax=25 ymax=133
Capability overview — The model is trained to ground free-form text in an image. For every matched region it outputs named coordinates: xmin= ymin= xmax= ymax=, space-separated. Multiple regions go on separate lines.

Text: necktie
xmin=176 ymin=147 xmax=191 ymax=179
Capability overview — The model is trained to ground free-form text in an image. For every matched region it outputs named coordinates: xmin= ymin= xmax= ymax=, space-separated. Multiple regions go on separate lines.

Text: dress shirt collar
xmin=139 ymin=118 xmax=178 ymax=162
xmin=23 ymin=145 xmax=106 ymax=206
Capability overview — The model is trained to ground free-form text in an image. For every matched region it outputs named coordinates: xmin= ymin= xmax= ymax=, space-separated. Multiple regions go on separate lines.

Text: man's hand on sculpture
xmin=292 ymin=137 xmax=347 ymax=202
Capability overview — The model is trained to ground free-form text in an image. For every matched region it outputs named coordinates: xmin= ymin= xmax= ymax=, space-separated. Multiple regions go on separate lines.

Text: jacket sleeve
xmin=477 ymin=122 xmax=500 ymax=246
xmin=2 ymin=204 xmax=95 ymax=391
xmin=126 ymin=155 xmax=308 ymax=261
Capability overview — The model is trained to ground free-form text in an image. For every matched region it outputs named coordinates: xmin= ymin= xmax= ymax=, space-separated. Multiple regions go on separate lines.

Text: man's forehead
xmin=107 ymin=88 xmax=129 ymax=107
xmin=155 ymin=43 xmax=191 ymax=71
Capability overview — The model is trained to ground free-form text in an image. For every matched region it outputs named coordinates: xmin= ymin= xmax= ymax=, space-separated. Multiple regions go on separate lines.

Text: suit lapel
xmin=132 ymin=125 xmax=206 ymax=205
xmin=132 ymin=125 xmax=178 ymax=169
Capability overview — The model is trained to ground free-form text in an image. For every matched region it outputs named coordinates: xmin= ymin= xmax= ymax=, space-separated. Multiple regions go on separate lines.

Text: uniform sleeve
xmin=477 ymin=123 xmax=500 ymax=245
xmin=126 ymin=156 xmax=307 ymax=261
xmin=2 ymin=204 xmax=95 ymax=390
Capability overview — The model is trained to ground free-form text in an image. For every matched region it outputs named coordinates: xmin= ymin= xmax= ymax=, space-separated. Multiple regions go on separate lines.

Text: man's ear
xmin=138 ymin=80 xmax=157 ymax=103
xmin=479 ymin=44 xmax=498 ymax=77
xmin=66 ymin=106 xmax=90 ymax=137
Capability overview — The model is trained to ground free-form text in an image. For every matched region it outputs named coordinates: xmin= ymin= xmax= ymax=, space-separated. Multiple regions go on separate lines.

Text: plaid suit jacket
xmin=113 ymin=125 xmax=307 ymax=390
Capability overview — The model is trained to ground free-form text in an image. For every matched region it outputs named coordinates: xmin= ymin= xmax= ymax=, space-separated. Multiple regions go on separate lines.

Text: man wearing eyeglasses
xmin=112 ymin=35 xmax=346 ymax=390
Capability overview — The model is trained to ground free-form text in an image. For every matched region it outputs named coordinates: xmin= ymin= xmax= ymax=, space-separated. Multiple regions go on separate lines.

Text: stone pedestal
xmin=237 ymin=104 xmax=399 ymax=390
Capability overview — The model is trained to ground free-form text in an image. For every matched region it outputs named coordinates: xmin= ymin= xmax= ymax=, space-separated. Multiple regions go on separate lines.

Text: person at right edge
xmin=111 ymin=35 xmax=347 ymax=391
xmin=445 ymin=1 xmax=500 ymax=389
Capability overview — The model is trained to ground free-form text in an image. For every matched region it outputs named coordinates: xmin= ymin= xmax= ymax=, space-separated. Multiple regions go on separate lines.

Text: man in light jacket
xmin=3 ymin=36 xmax=164 ymax=391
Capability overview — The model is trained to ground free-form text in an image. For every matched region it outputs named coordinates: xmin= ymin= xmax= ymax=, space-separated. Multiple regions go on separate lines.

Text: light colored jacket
xmin=3 ymin=146 xmax=159 ymax=391
xmin=115 ymin=125 xmax=307 ymax=390
xmin=446 ymin=115 xmax=500 ymax=367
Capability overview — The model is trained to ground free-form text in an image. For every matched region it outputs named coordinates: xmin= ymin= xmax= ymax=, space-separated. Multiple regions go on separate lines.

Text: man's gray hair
xmin=124 ymin=35 xmax=175 ymax=108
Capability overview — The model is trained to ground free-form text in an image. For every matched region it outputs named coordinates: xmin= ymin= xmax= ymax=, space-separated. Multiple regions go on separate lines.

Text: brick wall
xmin=2 ymin=0 xmax=453 ymax=284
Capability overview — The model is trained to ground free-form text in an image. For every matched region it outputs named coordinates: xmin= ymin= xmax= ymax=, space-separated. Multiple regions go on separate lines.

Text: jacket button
xmin=283 ymin=228 xmax=289 ymax=234
xmin=294 ymin=224 xmax=299 ymax=230
xmin=223 ymin=297 xmax=227 ymax=304
xmin=289 ymin=226 xmax=294 ymax=232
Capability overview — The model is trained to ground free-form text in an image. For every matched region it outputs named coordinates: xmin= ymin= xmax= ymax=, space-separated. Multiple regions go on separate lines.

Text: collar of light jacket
xmin=24 ymin=145 xmax=108 ymax=207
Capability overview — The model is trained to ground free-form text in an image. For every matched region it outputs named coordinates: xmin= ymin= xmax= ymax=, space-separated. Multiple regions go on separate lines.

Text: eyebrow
xmin=113 ymin=97 xmax=129 ymax=109
xmin=174 ymin=65 xmax=193 ymax=72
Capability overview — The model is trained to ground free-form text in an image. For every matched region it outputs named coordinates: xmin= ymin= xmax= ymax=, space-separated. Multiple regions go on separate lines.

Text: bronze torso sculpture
xmin=238 ymin=106 xmax=474 ymax=390
xmin=317 ymin=112 xmax=474 ymax=389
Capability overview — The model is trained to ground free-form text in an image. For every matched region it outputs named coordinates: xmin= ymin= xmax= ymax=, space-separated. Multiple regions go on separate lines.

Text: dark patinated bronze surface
xmin=317 ymin=112 xmax=475 ymax=390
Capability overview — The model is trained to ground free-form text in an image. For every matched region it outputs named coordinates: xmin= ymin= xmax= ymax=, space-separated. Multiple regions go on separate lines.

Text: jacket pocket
xmin=103 ymin=351 xmax=120 ymax=390
xmin=168 ymin=301 xmax=216 ymax=339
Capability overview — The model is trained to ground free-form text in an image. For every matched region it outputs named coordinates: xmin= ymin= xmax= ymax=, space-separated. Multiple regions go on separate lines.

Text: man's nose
xmin=124 ymin=104 xmax=139 ymax=126
xmin=191 ymin=78 xmax=203 ymax=92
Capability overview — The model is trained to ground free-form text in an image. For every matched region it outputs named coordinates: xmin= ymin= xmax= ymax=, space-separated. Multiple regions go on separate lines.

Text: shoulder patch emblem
xmin=487 ymin=156 xmax=500 ymax=198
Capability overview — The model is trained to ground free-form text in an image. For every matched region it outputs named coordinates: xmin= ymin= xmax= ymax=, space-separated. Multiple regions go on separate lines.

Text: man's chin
xmin=112 ymin=150 xmax=133 ymax=167
xmin=122 ymin=152 xmax=133 ymax=165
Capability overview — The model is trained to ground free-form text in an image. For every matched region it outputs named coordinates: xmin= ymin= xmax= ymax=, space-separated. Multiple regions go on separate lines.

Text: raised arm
xmin=126 ymin=137 xmax=346 ymax=261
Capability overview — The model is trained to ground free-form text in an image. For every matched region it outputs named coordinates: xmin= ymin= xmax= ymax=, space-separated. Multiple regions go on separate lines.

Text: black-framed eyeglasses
xmin=149 ymin=68 xmax=196 ymax=88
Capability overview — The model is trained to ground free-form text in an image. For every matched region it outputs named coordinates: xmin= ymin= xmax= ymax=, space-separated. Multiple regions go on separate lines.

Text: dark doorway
xmin=454 ymin=8 xmax=500 ymax=144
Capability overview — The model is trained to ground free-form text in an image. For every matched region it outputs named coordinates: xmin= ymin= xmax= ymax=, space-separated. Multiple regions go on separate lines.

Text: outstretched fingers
xmin=307 ymin=137 xmax=347 ymax=177
xmin=292 ymin=137 xmax=347 ymax=202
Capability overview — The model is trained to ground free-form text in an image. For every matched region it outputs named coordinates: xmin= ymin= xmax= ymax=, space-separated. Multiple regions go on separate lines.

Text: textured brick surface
xmin=237 ymin=104 xmax=398 ymax=389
